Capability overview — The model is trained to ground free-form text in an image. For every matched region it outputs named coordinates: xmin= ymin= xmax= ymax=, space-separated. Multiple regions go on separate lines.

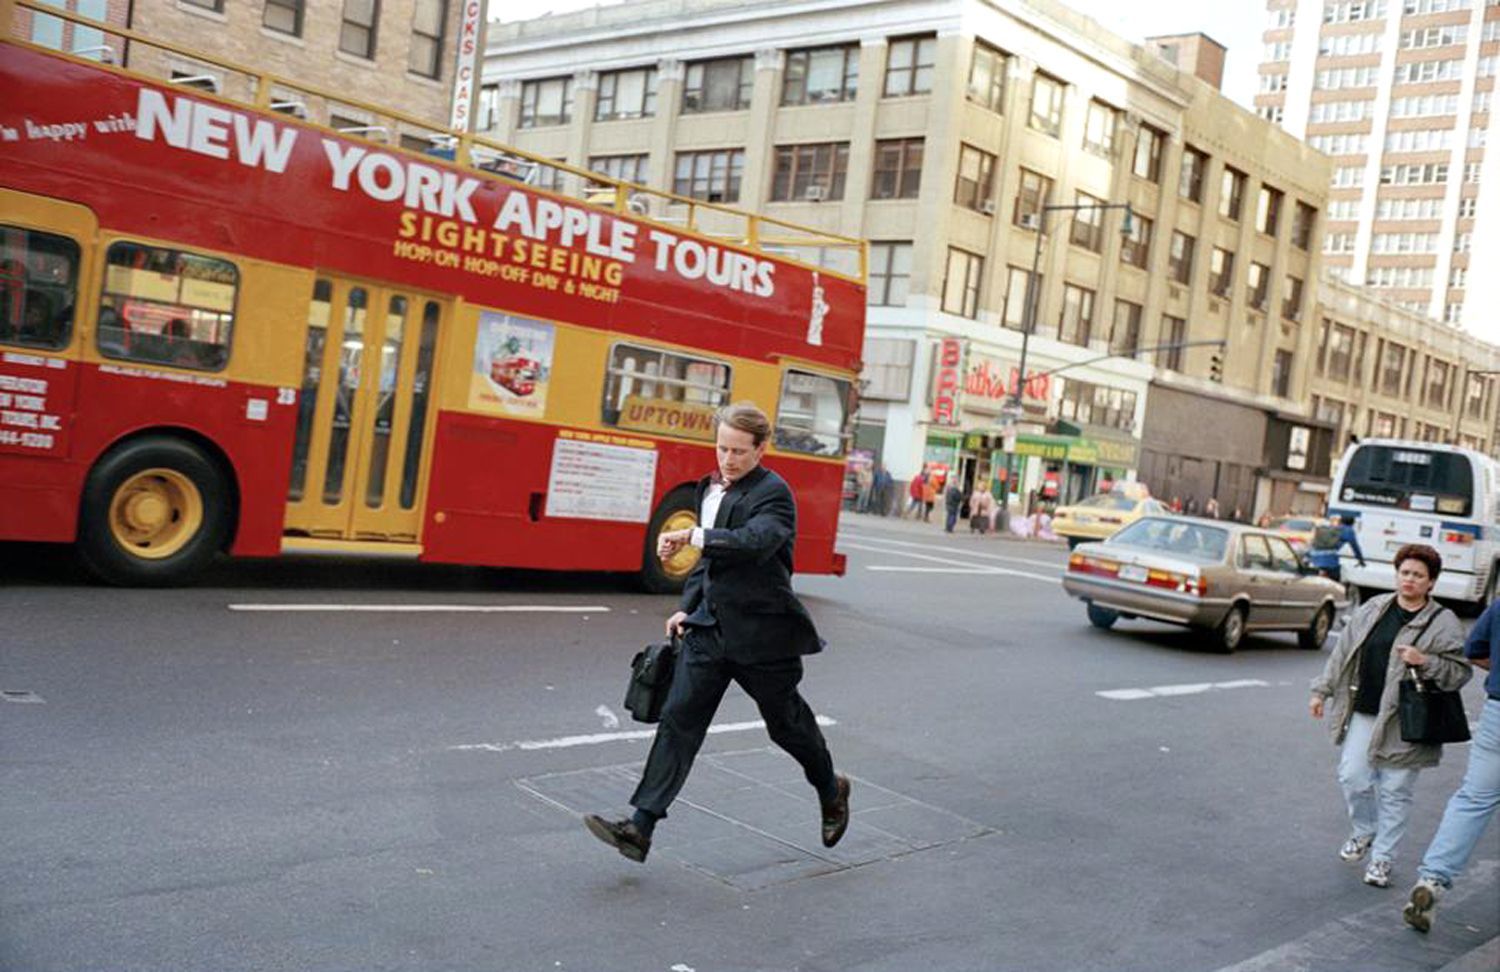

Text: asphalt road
xmin=2 ymin=515 xmax=1496 ymax=972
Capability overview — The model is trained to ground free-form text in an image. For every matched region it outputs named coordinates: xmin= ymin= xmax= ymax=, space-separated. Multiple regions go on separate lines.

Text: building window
xmin=1256 ymin=186 xmax=1283 ymax=236
xmin=1427 ymin=359 xmax=1451 ymax=409
xmin=180 ymin=0 xmax=224 ymax=9
xmin=1247 ymin=262 xmax=1270 ymax=311
xmin=783 ymin=45 xmax=859 ymax=105
xmin=1282 ymin=275 xmax=1304 ymax=321
xmin=1003 ymin=265 xmax=1041 ymax=332
xmin=941 ymin=247 xmax=983 ymax=319
xmin=519 ymin=77 xmax=573 ymax=128
xmin=97 ymin=242 xmax=237 ymax=372
xmin=1069 ymin=192 xmax=1105 ymax=252
xmin=1178 ymin=145 xmax=1207 ymax=202
xmin=771 ymin=142 xmax=850 ymax=202
xmin=1057 ymin=284 xmax=1095 ymax=346
xmin=1120 ymin=212 xmax=1152 ymax=269
xmin=1111 ymin=299 xmax=1142 ymax=357
xmin=1208 ymin=247 xmax=1235 ymax=298
xmin=868 ymin=242 xmax=912 ymax=307
xmin=1326 ymin=324 xmax=1354 ymax=381
xmin=596 ymin=67 xmax=658 ymax=121
xmin=1272 ymin=350 xmax=1293 ymax=398
xmin=1379 ymin=341 xmax=1406 ymax=397
xmin=871 ymin=138 xmax=923 ymax=199
xmin=1220 ymin=167 xmax=1246 ymax=221
xmin=1083 ymin=100 xmax=1117 ymax=157
xmin=683 ymin=56 xmax=753 ymax=113
xmin=1028 ymin=73 xmax=1064 ymax=136
xmin=588 ymin=154 xmax=649 ymax=186
xmin=1168 ymin=231 xmax=1195 ymax=285
xmin=407 ymin=0 xmax=446 ymax=78
xmin=1014 ymin=167 xmax=1053 ymax=228
xmin=264 ymin=0 xmax=304 ymax=35
xmin=967 ymin=41 xmax=1007 ymax=112
xmin=1291 ymin=201 xmax=1316 ymax=250
xmin=884 ymin=35 xmax=936 ymax=97
xmin=339 ymin=0 xmax=380 ymax=59
xmin=1132 ymin=124 xmax=1164 ymax=182
xmin=1158 ymin=315 xmax=1186 ymax=371
xmin=0 ymin=225 xmax=79 ymax=351
xmin=954 ymin=144 xmax=997 ymax=211
xmin=672 ymin=149 xmax=745 ymax=203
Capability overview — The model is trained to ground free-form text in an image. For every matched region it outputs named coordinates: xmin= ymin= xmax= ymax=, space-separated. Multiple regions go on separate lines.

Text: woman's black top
xmin=1354 ymin=602 xmax=1420 ymax=715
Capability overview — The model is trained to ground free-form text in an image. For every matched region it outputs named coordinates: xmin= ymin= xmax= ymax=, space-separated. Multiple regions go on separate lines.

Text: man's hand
xmin=656 ymin=528 xmax=694 ymax=561
xmin=1309 ymin=695 xmax=1325 ymax=719
xmin=665 ymin=610 xmax=688 ymax=639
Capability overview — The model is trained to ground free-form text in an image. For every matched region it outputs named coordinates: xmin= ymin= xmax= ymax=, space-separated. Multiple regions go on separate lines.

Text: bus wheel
xmin=77 ymin=436 xmax=230 ymax=586
xmin=638 ymin=487 xmax=700 ymax=594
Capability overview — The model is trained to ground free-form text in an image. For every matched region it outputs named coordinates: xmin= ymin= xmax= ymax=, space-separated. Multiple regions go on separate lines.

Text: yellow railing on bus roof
xmin=0 ymin=0 xmax=868 ymax=284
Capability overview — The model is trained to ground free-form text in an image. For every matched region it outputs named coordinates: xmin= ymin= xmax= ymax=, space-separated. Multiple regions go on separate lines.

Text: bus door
xmin=283 ymin=277 xmax=444 ymax=543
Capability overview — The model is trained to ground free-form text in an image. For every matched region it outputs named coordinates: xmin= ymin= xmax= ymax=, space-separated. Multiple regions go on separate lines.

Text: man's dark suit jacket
xmin=678 ymin=464 xmax=823 ymax=663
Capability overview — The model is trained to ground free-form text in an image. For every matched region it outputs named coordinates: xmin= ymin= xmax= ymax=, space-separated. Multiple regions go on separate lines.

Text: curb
xmin=1436 ymin=936 xmax=1499 ymax=972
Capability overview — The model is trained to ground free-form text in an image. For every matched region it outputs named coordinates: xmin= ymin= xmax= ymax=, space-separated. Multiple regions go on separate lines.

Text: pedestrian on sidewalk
xmin=905 ymin=468 xmax=927 ymax=519
xmin=969 ymin=485 xmax=995 ymax=534
xmin=872 ymin=464 xmax=893 ymax=517
xmin=943 ymin=479 xmax=964 ymax=533
xmin=921 ymin=474 xmax=937 ymax=523
xmin=1403 ymin=598 xmax=1500 ymax=933
xmin=1309 ymin=545 xmax=1471 ymax=889
xmin=583 ymin=402 xmax=850 ymax=864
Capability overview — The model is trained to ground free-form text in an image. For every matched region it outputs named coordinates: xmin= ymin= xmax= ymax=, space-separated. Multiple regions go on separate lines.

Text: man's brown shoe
xmin=821 ymin=775 xmax=851 ymax=848
xmin=584 ymin=815 xmax=651 ymax=862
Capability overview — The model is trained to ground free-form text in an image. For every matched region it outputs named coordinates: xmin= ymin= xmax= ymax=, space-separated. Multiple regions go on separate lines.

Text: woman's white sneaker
xmin=1339 ymin=834 xmax=1374 ymax=862
xmin=1363 ymin=859 xmax=1393 ymax=888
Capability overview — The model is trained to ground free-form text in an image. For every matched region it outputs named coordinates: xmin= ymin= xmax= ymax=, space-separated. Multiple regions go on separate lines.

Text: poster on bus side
xmin=469 ymin=311 xmax=554 ymax=418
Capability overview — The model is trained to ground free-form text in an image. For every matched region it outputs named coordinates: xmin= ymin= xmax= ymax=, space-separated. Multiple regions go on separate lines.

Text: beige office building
xmin=1254 ymin=0 xmax=1500 ymax=342
xmin=18 ymin=0 xmax=475 ymax=142
xmin=486 ymin=0 xmax=1335 ymax=514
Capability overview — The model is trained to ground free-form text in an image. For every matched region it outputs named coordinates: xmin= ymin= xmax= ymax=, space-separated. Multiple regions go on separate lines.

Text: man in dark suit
xmin=585 ymin=402 xmax=849 ymax=863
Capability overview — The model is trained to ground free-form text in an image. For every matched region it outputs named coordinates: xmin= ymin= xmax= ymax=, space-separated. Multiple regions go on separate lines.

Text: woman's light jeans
xmin=1338 ymin=712 xmax=1421 ymax=863
xmin=1419 ymin=698 xmax=1500 ymax=887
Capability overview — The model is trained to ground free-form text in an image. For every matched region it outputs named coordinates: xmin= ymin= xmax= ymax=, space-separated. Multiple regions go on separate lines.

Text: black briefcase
xmin=624 ymin=637 xmax=678 ymax=723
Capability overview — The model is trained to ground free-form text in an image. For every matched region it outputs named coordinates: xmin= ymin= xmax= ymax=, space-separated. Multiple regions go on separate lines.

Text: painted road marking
xmin=866 ymin=566 xmax=1002 ymax=574
xmin=1097 ymin=679 xmax=1271 ymax=701
xmin=228 ymin=604 xmax=611 ymax=613
xmin=839 ymin=540 xmax=1060 ymax=584
xmin=451 ymin=715 xmax=837 ymax=753
xmin=840 ymin=531 xmax=1065 ymax=570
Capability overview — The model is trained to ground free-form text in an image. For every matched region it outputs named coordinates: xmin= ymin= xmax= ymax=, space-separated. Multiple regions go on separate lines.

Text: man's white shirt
xmin=689 ymin=481 xmax=727 ymax=548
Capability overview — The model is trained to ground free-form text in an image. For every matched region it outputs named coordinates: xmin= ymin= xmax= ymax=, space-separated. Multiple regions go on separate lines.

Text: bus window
xmin=323 ymin=286 xmax=368 ymax=505
xmin=774 ymin=369 xmax=851 ymax=456
xmin=288 ymin=278 xmax=332 ymax=502
xmin=601 ymin=342 xmax=731 ymax=436
xmin=97 ymin=241 xmax=236 ymax=371
xmin=0 ymin=225 xmax=79 ymax=351
xmin=365 ymin=295 xmax=408 ymax=508
xmin=399 ymin=301 xmax=440 ymax=510
xmin=1342 ymin=445 xmax=1475 ymax=517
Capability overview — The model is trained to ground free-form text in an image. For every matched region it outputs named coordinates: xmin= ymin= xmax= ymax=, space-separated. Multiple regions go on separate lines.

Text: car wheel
xmin=1299 ymin=604 xmax=1333 ymax=651
xmin=1086 ymin=603 xmax=1119 ymax=630
xmin=1214 ymin=604 xmax=1247 ymax=654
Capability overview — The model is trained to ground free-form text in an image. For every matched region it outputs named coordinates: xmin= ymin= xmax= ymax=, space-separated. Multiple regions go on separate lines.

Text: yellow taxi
xmin=1052 ymin=485 xmax=1167 ymax=549
xmin=1268 ymin=515 xmax=1327 ymax=555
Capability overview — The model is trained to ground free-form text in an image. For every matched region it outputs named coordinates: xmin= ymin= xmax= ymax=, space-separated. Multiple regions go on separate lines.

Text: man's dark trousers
xmin=630 ymin=625 xmax=835 ymax=818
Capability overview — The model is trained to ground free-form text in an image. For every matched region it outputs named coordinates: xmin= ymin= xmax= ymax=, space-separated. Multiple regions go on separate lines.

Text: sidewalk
xmin=837 ymin=508 xmax=1069 ymax=547
xmin=1438 ymin=937 xmax=1499 ymax=972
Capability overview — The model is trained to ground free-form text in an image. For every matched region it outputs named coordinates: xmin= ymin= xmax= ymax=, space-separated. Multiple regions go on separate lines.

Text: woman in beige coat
xmin=1309 ymin=544 xmax=1471 ymax=889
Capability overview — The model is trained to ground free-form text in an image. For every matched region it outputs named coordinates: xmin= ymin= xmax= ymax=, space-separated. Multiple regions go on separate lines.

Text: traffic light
xmin=1209 ymin=350 xmax=1224 ymax=383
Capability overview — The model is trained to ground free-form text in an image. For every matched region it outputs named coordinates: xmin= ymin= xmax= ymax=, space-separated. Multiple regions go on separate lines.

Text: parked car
xmin=1052 ymin=488 xmax=1167 ymax=549
xmin=1061 ymin=515 xmax=1344 ymax=652
xmin=1267 ymin=515 xmax=1327 ymax=554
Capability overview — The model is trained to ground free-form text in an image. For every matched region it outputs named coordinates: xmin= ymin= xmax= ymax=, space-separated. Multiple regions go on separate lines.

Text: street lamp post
xmin=998 ymin=200 xmax=1133 ymax=531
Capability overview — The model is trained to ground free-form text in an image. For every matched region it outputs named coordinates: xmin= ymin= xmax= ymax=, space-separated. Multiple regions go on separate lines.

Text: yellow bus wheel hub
xmin=108 ymin=468 xmax=204 ymax=559
xmin=658 ymin=509 xmax=701 ymax=580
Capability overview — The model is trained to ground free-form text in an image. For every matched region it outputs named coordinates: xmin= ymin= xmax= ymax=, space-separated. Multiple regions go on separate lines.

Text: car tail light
xmin=1441 ymin=531 xmax=1473 ymax=545
xmin=1068 ymin=553 xmax=1119 ymax=576
xmin=1144 ymin=569 xmax=1207 ymax=596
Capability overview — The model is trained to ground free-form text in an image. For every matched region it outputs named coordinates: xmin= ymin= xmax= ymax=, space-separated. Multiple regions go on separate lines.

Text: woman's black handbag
xmin=1398 ymin=667 xmax=1471 ymax=745
xmin=624 ymin=637 xmax=678 ymax=723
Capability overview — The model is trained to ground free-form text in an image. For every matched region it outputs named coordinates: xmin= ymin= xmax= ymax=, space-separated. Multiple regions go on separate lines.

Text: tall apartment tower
xmin=1254 ymin=0 xmax=1499 ymax=342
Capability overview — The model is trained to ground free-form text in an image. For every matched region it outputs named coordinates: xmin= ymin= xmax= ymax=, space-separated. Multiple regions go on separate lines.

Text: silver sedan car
xmin=1061 ymin=515 xmax=1345 ymax=652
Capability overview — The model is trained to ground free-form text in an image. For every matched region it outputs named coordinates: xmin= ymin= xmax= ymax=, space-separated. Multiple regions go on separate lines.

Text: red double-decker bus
xmin=0 ymin=5 xmax=866 ymax=589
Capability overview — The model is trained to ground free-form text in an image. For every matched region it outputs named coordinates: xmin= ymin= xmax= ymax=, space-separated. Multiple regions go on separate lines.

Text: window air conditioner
xmin=804 ymin=185 xmax=827 ymax=202
xmin=980 ymin=199 xmax=997 ymax=215
xmin=1019 ymin=212 xmax=1040 ymax=230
